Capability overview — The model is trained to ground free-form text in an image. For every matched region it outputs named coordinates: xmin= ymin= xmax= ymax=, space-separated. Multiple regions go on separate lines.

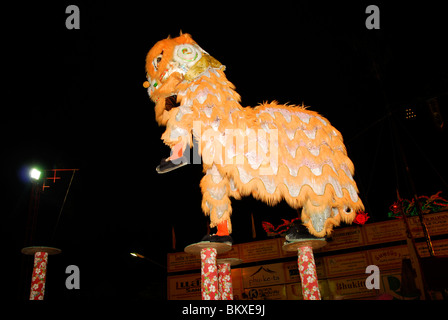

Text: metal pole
xmin=397 ymin=137 xmax=435 ymax=256
xmin=397 ymin=190 xmax=429 ymax=300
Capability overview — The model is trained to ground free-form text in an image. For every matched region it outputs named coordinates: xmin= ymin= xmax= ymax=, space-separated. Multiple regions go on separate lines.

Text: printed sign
xmin=167 ymin=252 xmax=200 ymax=273
xmin=363 ymin=219 xmax=406 ymax=245
xmin=324 ymin=251 xmax=370 ymax=278
xmin=327 ymin=275 xmax=376 ymax=300
xmin=242 ymin=262 xmax=285 ymax=288
xmin=240 ymin=239 xmax=282 ymax=263
xmin=416 ymin=238 xmax=448 ymax=257
xmin=408 ymin=211 xmax=448 ymax=238
xmin=167 ymin=273 xmax=201 ymax=300
xmin=320 ymin=226 xmax=365 ymax=252
xmin=368 ymin=245 xmax=409 ymax=271
xmin=242 ymin=285 xmax=287 ymax=300
xmin=218 ymin=244 xmax=241 ymax=260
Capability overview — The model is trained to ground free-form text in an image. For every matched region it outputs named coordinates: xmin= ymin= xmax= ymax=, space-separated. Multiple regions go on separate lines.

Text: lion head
xmin=144 ymin=33 xmax=224 ymax=126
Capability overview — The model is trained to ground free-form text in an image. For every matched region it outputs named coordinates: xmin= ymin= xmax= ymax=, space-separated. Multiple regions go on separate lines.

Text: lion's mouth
xmin=165 ymin=95 xmax=180 ymax=111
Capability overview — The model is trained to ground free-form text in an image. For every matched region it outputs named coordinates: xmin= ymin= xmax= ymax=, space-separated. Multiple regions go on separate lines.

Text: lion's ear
xmin=178 ymin=32 xmax=194 ymax=42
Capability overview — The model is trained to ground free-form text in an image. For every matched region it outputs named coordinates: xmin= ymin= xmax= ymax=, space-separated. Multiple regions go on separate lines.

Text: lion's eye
xmin=153 ymin=52 xmax=163 ymax=71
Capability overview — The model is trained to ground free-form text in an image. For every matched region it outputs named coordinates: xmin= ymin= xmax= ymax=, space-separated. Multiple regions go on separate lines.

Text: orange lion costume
xmin=144 ymin=33 xmax=364 ymax=238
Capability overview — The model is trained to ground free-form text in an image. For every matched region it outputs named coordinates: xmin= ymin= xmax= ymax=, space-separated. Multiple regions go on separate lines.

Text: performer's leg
xmin=158 ymin=116 xmax=191 ymax=173
xmin=156 ymin=142 xmax=189 ymax=174
xmin=216 ymin=221 xmax=229 ymax=236
xmin=169 ymin=142 xmax=184 ymax=160
xmin=200 ymin=165 xmax=233 ymax=244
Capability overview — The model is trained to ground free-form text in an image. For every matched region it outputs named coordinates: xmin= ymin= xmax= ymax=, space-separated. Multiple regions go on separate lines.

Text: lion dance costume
xmin=144 ymin=34 xmax=364 ymax=238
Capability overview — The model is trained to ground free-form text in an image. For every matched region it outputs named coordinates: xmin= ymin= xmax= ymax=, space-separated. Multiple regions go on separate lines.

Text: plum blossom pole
xmin=21 ymin=246 xmax=61 ymax=300
xmin=217 ymin=262 xmax=232 ymax=300
xmin=29 ymin=252 xmax=48 ymax=300
xmin=283 ymin=237 xmax=326 ymax=300
xmin=201 ymin=248 xmax=220 ymax=300
xmin=297 ymin=245 xmax=321 ymax=300
xmin=184 ymin=242 xmax=232 ymax=300
xmin=216 ymin=257 xmax=243 ymax=300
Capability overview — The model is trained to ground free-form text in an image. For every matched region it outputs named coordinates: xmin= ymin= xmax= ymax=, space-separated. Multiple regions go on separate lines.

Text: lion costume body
xmin=145 ymin=34 xmax=364 ymax=237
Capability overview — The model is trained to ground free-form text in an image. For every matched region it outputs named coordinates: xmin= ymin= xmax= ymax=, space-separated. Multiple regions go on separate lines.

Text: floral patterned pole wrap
xmin=217 ymin=262 xmax=233 ymax=300
xmin=297 ymin=245 xmax=321 ymax=300
xmin=200 ymin=248 xmax=220 ymax=300
xmin=30 ymin=252 xmax=48 ymax=300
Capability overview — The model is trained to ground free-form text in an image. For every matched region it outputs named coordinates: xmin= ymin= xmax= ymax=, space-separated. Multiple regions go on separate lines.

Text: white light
xmin=30 ymin=168 xmax=42 ymax=180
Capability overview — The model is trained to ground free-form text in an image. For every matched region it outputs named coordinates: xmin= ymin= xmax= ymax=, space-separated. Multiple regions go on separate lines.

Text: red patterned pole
xmin=297 ymin=245 xmax=321 ymax=300
xmin=217 ymin=262 xmax=233 ymax=300
xmin=29 ymin=252 xmax=48 ymax=300
xmin=200 ymin=248 xmax=220 ymax=300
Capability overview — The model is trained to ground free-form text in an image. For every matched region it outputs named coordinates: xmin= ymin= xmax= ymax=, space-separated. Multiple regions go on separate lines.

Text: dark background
xmin=3 ymin=1 xmax=447 ymax=302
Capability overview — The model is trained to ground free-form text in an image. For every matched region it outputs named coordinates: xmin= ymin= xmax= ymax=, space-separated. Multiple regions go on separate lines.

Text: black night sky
xmin=3 ymin=1 xmax=447 ymax=303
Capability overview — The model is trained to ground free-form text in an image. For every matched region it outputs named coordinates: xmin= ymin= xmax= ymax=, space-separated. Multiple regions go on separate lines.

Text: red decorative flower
xmin=353 ymin=211 xmax=370 ymax=225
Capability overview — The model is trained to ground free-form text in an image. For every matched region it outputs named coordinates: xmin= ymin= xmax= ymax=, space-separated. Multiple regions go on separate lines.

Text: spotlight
xmin=29 ymin=168 xmax=42 ymax=180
